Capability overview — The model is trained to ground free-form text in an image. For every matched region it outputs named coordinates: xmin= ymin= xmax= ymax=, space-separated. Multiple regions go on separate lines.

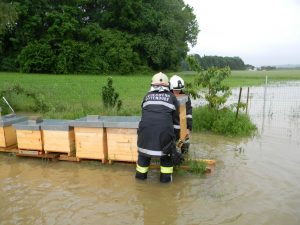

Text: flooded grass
xmin=185 ymin=159 xmax=208 ymax=174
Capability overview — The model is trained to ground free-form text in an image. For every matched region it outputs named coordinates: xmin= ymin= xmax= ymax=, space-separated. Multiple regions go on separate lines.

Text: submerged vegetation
xmin=185 ymin=159 xmax=208 ymax=175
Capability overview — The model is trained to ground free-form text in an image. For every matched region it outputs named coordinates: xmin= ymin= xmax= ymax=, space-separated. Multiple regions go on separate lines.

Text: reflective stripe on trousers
xmin=160 ymin=166 xmax=173 ymax=174
xmin=136 ymin=163 xmax=149 ymax=174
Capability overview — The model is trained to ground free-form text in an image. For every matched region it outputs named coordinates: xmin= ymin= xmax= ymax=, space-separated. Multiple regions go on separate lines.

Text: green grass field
xmin=0 ymin=70 xmax=299 ymax=119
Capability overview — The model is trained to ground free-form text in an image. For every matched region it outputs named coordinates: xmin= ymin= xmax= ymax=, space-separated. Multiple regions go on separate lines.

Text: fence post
xmin=262 ymin=75 xmax=268 ymax=133
xmin=235 ymin=87 xmax=242 ymax=120
xmin=246 ymin=87 xmax=250 ymax=114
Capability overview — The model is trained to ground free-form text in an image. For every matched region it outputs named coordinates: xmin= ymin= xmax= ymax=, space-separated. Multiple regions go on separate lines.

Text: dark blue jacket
xmin=137 ymin=90 xmax=180 ymax=157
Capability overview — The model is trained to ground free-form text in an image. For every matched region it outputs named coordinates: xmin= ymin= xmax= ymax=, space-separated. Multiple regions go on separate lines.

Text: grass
xmin=192 ymin=106 xmax=257 ymax=137
xmin=0 ymin=69 xmax=299 ymax=119
xmin=181 ymin=69 xmax=300 ymax=87
xmin=186 ymin=159 xmax=208 ymax=174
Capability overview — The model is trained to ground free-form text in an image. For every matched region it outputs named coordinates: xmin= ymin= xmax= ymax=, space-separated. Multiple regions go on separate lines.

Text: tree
xmin=187 ymin=54 xmax=246 ymax=70
xmin=187 ymin=55 xmax=231 ymax=109
xmin=101 ymin=77 xmax=122 ymax=111
xmin=0 ymin=0 xmax=199 ymax=74
xmin=0 ymin=2 xmax=18 ymax=31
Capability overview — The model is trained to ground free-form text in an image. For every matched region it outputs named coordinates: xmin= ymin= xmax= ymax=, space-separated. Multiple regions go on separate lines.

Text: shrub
xmin=18 ymin=41 xmax=55 ymax=73
xmin=101 ymin=77 xmax=122 ymax=111
xmin=0 ymin=84 xmax=50 ymax=114
xmin=55 ymin=40 xmax=91 ymax=74
xmin=193 ymin=106 xmax=257 ymax=136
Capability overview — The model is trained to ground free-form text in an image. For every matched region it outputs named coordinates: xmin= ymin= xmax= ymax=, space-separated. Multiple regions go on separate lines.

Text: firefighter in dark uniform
xmin=135 ymin=72 xmax=183 ymax=183
xmin=170 ymin=75 xmax=193 ymax=154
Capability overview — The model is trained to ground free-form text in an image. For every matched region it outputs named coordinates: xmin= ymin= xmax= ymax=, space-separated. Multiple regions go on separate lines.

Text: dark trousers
xmin=135 ymin=153 xmax=173 ymax=183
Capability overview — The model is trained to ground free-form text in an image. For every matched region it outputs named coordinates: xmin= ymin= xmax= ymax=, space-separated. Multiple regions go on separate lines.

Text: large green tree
xmin=0 ymin=0 xmax=199 ymax=74
xmin=0 ymin=2 xmax=18 ymax=31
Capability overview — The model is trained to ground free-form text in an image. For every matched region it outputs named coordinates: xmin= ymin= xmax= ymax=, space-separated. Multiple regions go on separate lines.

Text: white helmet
xmin=151 ymin=72 xmax=169 ymax=86
xmin=170 ymin=75 xmax=184 ymax=90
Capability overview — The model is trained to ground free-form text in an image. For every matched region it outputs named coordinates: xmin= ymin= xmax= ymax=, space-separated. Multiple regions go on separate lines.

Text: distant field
xmin=0 ymin=70 xmax=299 ymax=119
xmin=181 ymin=69 xmax=300 ymax=87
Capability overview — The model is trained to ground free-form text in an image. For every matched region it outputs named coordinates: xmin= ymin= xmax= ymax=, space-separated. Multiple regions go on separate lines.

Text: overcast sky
xmin=184 ymin=0 xmax=300 ymax=66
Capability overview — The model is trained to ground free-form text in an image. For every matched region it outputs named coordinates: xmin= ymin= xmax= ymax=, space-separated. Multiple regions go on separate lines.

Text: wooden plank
xmin=109 ymin=161 xmax=214 ymax=173
xmin=0 ymin=145 xmax=18 ymax=153
xmin=174 ymin=94 xmax=188 ymax=141
xmin=0 ymin=127 xmax=6 ymax=147
xmin=179 ymin=104 xmax=188 ymax=140
xmin=58 ymin=154 xmax=81 ymax=162
xmin=16 ymin=152 xmax=59 ymax=159
xmin=3 ymin=126 xmax=18 ymax=147
xmin=18 ymin=149 xmax=42 ymax=155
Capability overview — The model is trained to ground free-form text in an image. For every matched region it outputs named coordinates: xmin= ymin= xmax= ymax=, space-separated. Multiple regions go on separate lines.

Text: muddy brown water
xmin=1 ymin=82 xmax=300 ymax=225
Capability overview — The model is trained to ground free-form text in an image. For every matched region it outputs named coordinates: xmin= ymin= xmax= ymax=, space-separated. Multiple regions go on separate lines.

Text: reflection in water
xmin=1 ymin=82 xmax=300 ymax=224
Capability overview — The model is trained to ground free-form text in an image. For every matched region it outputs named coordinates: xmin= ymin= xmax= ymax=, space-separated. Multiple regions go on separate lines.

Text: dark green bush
xmin=101 ymin=77 xmax=122 ymax=111
xmin=0 ymin=55 xmax=18 ymax=71
xmin=18 ymin=41 xmax=55 ymax=73
xmin=55 ymin=40 xmax=90 ymax=74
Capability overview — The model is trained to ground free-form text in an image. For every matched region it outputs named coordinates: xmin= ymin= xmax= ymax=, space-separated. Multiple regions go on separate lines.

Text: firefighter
xmin=135 ymin=72 xmax=183 ymax=183
xmin=169 ymin=75 xmax=192 ymax=154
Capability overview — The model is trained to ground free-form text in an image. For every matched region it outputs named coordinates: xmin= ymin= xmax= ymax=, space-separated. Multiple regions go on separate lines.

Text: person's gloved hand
xmin=181 ymin=139 xmax=190 ymax=154
xmin=171 ymin=148 xmax=184 ymax=166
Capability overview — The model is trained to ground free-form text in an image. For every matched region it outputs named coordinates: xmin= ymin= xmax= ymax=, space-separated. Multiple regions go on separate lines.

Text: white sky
xmin=184 ymin=0 xmax=300 ymax=66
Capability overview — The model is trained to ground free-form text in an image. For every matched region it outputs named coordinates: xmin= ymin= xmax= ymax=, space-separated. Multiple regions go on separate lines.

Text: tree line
xmin=182 ymin=54 xmax=247 ymax=70
xmin=0 ymin=0 xmax=199 ymax=74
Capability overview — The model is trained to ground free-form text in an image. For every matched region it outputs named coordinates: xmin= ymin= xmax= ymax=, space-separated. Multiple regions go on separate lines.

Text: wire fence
xmin=191 ymin=78 xmax=300 ymax=139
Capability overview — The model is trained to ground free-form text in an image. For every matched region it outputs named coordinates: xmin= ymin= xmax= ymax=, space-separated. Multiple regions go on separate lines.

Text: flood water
xmin=1 ymin=82 xmax=300 ymax=225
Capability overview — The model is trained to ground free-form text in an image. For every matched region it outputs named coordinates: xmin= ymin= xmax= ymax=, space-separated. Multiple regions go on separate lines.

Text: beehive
xmin=0 ymin=114 xmax=27 ymax=148
xmin=176 ymin=95 xmax=189 ymax=141
xmin=13 ymin=117 xmax=43 ymax=151
xmin=71 ymin=115 xmax=107 ymax=162
xmin=104 ymin=116 xmax=140 ymax=163
xmin=41 ymin=119 xmax=75 ymax=156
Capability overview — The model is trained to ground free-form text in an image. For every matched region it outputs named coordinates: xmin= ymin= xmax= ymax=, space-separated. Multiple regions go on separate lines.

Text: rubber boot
xmin=135 ymin=171 xmax=147 ymax=180
xmin=160 ymin=173 xmax=172 ymax=183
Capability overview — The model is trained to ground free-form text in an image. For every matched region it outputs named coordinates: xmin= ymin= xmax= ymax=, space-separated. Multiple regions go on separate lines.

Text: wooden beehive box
xmin=71 ymin=115 xmax=107 ymax=162
xmin=0 ymin=114 xmax=27 ymax=148
xmin=175 ymin=95 xmax=189 ymax=141
xmin=41 ymin=119 xmax=75 ymax=156
xmin=13 ymin=117 xmax=44 ymax=151
xmin=104 ymin=116 xmax=140 ymax=163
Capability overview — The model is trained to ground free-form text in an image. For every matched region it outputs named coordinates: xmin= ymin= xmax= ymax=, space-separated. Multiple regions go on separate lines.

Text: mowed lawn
xmin=0 ymin=70 xmax=299 ymax=119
